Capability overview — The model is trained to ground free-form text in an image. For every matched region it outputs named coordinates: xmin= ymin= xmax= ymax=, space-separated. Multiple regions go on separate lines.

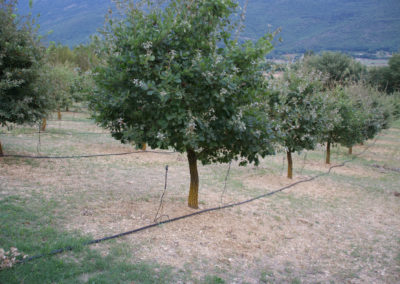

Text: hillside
xmin=18 ymin=0 xmax=400 ymax=56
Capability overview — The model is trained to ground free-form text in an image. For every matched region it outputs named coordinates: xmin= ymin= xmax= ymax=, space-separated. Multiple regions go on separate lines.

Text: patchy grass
xmin=0 ymin=195 xmax=178 ymax=284
xmin=1 ymin=112 xmax=399 ymax=283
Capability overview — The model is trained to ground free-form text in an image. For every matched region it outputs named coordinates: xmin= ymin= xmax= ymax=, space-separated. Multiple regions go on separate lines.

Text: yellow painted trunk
xmin=141 ymin=143 xmax=147 ymax=151
xmin=326 ymin=141 xmax=331 ymax=164
xmin=348 ymin=147 xmax=353 ymax=155
xmin=187 ymin=149 xmax=199 ymax=209
xmin=58 ymin=109 xmax=62 ymax=120
xmin=287 ymin=151 xmax=293 ymax=179
xmin=41 ymin=118 xmax=47 ymax=132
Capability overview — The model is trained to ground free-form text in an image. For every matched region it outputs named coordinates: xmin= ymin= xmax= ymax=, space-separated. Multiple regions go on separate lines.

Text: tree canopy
xmin=0 ymin=0 xmax=51 ymax=127
xmin=304 ymin=51 xmax=365 ymax=87
xmin=0 ymin=0 xmax=53 ymax=154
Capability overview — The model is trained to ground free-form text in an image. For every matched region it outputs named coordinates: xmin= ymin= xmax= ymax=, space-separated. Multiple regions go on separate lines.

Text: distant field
xmin=1 ymin=112 xmax=399 ymax=283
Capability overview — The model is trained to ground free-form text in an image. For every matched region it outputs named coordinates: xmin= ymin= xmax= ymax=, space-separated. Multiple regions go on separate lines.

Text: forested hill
xmin=18 ymin=0 xmax=400 ymax=55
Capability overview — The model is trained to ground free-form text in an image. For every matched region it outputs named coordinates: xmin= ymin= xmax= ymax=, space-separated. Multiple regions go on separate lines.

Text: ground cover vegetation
xmin=1 ymin=0 xmax=400 ymax=282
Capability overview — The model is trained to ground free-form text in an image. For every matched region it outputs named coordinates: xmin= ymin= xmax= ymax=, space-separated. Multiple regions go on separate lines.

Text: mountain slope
xmin=17 ymin=0 xmax=400 ymax=55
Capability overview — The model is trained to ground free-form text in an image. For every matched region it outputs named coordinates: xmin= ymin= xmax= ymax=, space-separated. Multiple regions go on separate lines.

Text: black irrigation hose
xmin=1 ymin=150 xmax=175 ymax=159
xmin=16 ymin=139 xmax=379 ymax=266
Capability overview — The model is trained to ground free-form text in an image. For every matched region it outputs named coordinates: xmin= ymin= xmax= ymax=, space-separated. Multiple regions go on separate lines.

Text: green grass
xmin=0 ymin=195 xmax=178 ymax=284
xmin=0 ymin=194 xmax=233 ymax=283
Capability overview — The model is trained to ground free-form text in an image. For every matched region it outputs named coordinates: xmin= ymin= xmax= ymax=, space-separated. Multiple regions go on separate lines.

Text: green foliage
xmin=304 ymin=51 xmax=366 ymax=87
xmin=367 ymin=53 xmax=400 ymax=94
xmin=367 ymin=66 xmax=392 ymax=93
xmin=321 ymin=82 xmax=395 ymax=152
xmin=388 ymin=53 xmax=400 ymax=92
xmin=344 ymin=83 xmax=392 ymax=142
xmin=90 ymin=0 xmax=276 ymax=165
xmin=0 ymin=0 xmax=52 ymax=126
xmin=390 ymin=92 xmax=400 ymax=119
xmin=47 ymin=42 xmax=99 ymax=71
xmin=43 ymin=64 xmax=76 ymax=110
xmin=42 ymin=43 xmax=97 ymax=111
xmin=266 ymin=67 xmax=327 ymax=154
xmin=321 ymin=87 xmax=366 ymax=149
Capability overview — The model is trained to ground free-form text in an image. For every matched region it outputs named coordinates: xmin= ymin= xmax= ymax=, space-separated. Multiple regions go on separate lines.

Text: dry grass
xmin=1 ymin=112 xmax=399 ymax=283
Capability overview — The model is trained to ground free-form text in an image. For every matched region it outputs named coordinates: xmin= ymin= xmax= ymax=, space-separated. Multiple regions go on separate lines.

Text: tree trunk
xmin=41 ymin=118 xmax=47 ymax=132
xmin=348 ymin=147 xmax=353 ymax=155
xmin=0 ymin=140 xmax=3 ymax=156
xmin=141 ymin=143 xmax=147 ymax=151
xmin=287 ymin=150 xmax=293 ymax=179
xmin=57 ymin=108 xmax=62 ymax=120
xmin=66 ymin=105 xmax=69 ymax=112
xmin=187 ymin=149 xmax=199 ymax=209
xmin=326 ymin=141 xmax=331 ymax=164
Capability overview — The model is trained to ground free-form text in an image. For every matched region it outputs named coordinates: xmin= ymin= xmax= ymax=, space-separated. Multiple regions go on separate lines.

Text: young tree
xmin=266 ymin=67 xmax=327 ymax=178
xmin=0 ymin=0 xmax=52 ymax=154
xmin=366 ymin=52 xmax=400 ymax=94
xmin=321 ymin=87 xmax=366 ymax=162
xmin=387 ymin=53 xmax=400 ymax=93
xmin=345 ymin=84 xmax=392 ymax=144
xmin=90 ymin=0 xmax=277 ymax=208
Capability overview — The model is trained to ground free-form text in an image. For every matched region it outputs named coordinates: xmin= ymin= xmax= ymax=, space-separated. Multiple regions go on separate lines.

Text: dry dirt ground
xmin=1 ymin=112 xmax=399 ymax=283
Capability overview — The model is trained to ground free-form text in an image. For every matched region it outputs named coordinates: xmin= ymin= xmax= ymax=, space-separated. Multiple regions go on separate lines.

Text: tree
xmin=41 ymin=64 xmax=76 ymax=120
xmin=367 ymin=52 xmax=400 ymax=94
xmin=321 ymin=87 xmax=366 ymax=162
xmin=304 ymin=51 xmax=365 ymax=87
xmin=367 ymin=66 xmax=392 ymax=93
xmin=90 ymin=0 xmax=277 ymax=208
xmin=388 ymin=53 xmax=400 ymax=92
xmin=45 ymin=44 xmax=96 ymax=116
xmin=266 ymin=67 xmax=327 ymax=178
xmin=0 ymin=0 xmax=52 ymax=155
xmin=341 ymin=83 xmax=394 ymax=144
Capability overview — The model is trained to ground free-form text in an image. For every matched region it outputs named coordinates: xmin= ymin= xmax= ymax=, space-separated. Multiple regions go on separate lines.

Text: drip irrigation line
xmin=370 ymin=164 xmax=400 ymax=173
xmin=16 ymin=138 xmax=378 ymax=266
xmin=1 ymin=150 xmax=175 ymax=159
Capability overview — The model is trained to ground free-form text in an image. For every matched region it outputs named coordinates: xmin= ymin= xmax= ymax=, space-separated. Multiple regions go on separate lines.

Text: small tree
xmin=266 ymin=67 xmax=327 ymax=178
xmin=321 ymin=87 xmax=366 ymax=162
xmin=345 ymin=84 xmax=392 ymax=144
xmin=387 ymin=53 xmax=400 ymax=93
xmin=90 ymin=0 xmax=277 ymax=208
xmin=0 ymin=0 xmax=51 ymax=154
